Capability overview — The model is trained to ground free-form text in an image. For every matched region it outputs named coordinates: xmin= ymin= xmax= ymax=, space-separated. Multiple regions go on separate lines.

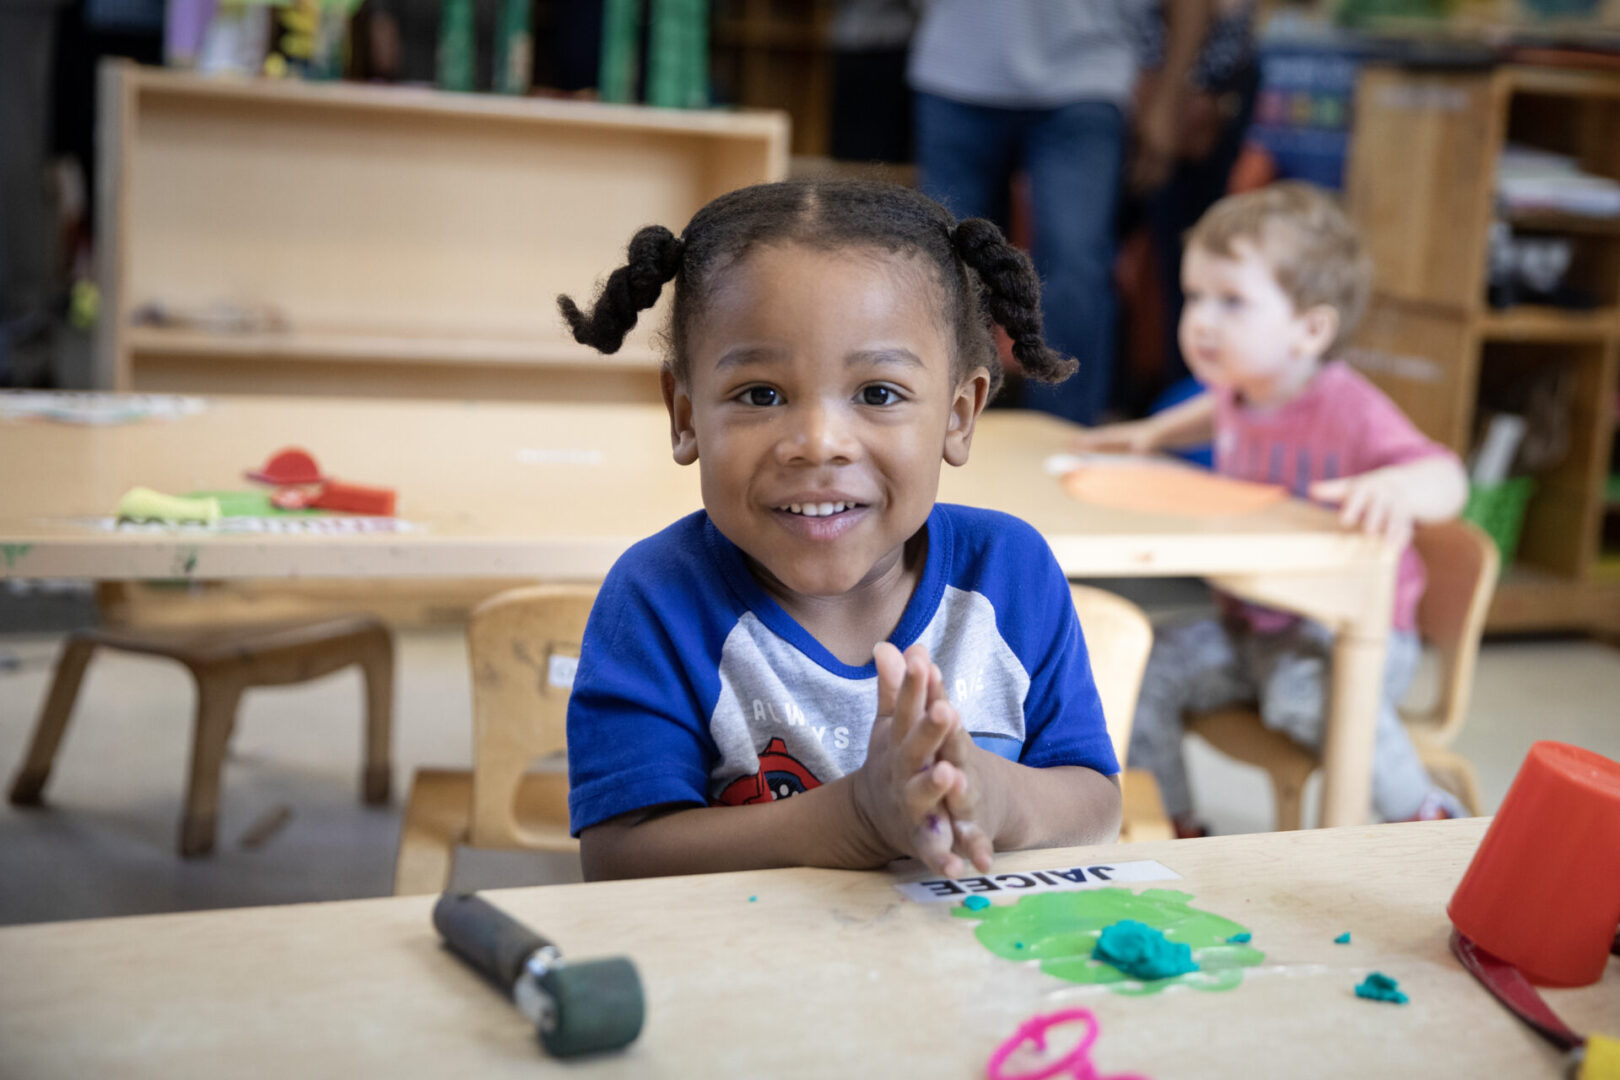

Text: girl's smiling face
xmin=664 ymin=241 xmax=989 ymax=611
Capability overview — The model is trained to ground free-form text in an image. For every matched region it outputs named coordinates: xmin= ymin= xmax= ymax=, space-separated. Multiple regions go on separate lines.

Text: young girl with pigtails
xmin=559 ymin=179 xmax=1121 ymax=882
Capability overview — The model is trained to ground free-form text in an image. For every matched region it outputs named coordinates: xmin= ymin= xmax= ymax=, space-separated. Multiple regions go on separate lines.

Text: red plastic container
xmin=1448 ymin=741 xmax=1620 ymax=987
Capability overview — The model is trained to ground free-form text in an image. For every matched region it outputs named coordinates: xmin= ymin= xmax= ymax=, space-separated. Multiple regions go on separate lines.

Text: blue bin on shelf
xmin=1250 ymin=36 xmax=1373 ymax=190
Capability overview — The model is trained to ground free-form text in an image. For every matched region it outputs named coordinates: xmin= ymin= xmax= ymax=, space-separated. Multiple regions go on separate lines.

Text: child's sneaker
xmin=1172 ymin=814 xmax=1209 ymax=840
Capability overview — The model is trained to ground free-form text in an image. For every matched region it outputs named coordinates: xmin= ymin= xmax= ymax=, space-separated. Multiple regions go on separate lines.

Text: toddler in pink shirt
xmin=1078 ymin=182 xmax=1470 ymax=834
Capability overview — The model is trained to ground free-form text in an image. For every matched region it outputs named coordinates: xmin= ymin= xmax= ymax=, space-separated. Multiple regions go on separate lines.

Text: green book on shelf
xmin=437 ymin=0 xmax=476 ymax=92
xmin=599 ymin=0 xmax=641 ymax=103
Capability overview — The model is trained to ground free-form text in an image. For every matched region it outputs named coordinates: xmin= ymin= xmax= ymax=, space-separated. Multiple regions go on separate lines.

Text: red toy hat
xmin=246 ymin=447 xmax=326 ymax=485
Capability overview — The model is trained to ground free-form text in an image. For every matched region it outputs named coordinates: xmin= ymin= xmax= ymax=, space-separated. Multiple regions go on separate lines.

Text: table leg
xmin=1318 ymin=621 xmax=1388 ymax=827
xmin=1211 ymin=544 xmax=1396 ymax=828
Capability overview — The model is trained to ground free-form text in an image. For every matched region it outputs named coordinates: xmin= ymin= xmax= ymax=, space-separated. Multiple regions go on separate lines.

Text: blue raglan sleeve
xmin=997 ymin=522 xmax=1120 ymax=776
xmin=566 ymin=541 xmax=726 ymax=835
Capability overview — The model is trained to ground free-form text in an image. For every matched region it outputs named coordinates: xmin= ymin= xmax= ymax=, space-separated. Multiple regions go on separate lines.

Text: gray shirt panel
xmin=707 ymin=585 xmax=1029 ymax=799
xmin=907 ymin=0 xmax=1149 ymax=109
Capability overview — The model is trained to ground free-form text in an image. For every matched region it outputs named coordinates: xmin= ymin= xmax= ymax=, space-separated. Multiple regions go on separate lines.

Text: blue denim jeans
xmin=914 ymin=91 xmax=1125 ymax=425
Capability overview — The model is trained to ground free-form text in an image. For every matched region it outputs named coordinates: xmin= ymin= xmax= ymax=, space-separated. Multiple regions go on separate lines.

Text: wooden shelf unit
xmin=1346 ymin=63 xmax=1620 ymax=634
xmin=712 ymin=0 xmax=836 ymax=157
xmin=1506 ymin=210 xmax=1620 ymax=237
xmin=98 ymin=63 xmax=789 ymax=403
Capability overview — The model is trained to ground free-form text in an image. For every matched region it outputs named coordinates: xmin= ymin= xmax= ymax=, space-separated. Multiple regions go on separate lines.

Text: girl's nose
xmin=778 ymin=400 xmax=857 ymax=466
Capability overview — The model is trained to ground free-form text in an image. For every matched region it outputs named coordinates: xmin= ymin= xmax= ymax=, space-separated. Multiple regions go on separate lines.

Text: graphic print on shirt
xmin=704 ymin=587 xmax=1031 ymax=804
xmin=1217 ymin=429 xmax=1342 ymax=497
xmin=713 ymin=737 xmax=823 ymax=805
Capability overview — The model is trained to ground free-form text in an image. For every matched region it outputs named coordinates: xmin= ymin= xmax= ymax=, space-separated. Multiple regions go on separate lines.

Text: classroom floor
xmin=2 ymin=585 xmax=1619 ymax=927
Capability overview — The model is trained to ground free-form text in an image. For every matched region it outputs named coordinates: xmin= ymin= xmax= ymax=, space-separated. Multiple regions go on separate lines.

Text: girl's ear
xmin=943 ymin=365 xmax=992 ymax=467
xmin=1296 ymin=303 xmax=1340 ymax=361
xmin=662 ymin=369 xmax=699 ymax=465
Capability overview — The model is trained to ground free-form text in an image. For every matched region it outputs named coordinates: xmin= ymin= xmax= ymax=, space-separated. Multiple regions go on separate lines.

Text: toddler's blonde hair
xmin=1186 ymin=181 xmax=1373 ymax=356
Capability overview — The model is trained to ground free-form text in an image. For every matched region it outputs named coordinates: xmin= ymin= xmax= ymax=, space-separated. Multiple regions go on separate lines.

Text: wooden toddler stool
xmin=1185 ymin=520 xmax=1498 ymax=829
xmin=8 ymin=616 xmax=394 ymax=856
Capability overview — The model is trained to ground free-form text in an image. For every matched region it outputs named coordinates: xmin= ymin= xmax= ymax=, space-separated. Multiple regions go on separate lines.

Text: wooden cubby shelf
xmin=98 ymin=63 xmax=789 ymax=404
xmin=1347 ymin=63 xmax=1620 ymax=634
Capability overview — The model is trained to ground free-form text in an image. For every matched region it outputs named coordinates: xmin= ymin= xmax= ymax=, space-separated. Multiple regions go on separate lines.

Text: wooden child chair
xmin=1068 ymin=584 xmax=1170 ymax=842
xmin=390 ymin=582 xmax=1157 ymax=893
xmin=1185 ymin=519 xmax=1499 ymax=829
xmin=8 ymin=615 xmax=393 ymax=856
xmin=392 ymin=585 xmax=595 ymax=895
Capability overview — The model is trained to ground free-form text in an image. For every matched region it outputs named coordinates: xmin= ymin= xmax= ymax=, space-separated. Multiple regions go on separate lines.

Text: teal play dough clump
xmin=1092 ymin=919 xmax=1199 ymax=980
xmin=1354 ymin=972 xmax=1408 ymax=1004
xmin=1335 ymin=932 xmax=1351 ymax=945
xmin=1227 ymin=932 xmax=1252 ymax=944
xmin=953 ymin=888 xmax=1264 ymax=995
xmin=963 ymin=895 xmax=991 ymax=911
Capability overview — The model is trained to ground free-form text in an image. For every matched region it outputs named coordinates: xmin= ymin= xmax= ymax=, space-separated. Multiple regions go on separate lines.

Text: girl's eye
xmin=740 ymin=386 xmax=781 ymax=407
xmin=859 ymin=385 xmax=901 ymax=406
xmin=1221 ymin=294 xmax=1244 ymax=310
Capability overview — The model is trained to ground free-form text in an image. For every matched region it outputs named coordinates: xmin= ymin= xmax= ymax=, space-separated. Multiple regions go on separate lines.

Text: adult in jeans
xmin=1137 ymin=0 xmax=1260 ymax=415
xmin=908 ymin=0 xmax=1204 ymax=425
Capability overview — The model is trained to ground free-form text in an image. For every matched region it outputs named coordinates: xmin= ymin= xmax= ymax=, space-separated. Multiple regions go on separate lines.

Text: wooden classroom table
xmin=2 ymin=819 xmax=1614 ymax=1078
xmin=0 ymin=393 xmax=1398 ymax=827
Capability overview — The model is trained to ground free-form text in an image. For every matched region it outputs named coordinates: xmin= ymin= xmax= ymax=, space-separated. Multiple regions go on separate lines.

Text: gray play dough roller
xmin=432 ymin=891 xmax=645 ymax=1057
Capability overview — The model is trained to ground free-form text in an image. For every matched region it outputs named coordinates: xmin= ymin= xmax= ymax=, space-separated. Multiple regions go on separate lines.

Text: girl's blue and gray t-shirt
xmin=566 ymin=504 xmax=1118 ymax=835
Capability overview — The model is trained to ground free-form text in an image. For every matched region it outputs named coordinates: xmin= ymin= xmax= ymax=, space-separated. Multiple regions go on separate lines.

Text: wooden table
xmin=2 ymin=820 xmax=1613 ymax=1078
xmin=0 ymin=393 xmax=1397 ymax=826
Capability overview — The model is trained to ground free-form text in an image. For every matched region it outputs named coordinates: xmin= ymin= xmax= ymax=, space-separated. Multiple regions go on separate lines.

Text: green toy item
xmin=116 ymin=487 xmax=221 ymax=525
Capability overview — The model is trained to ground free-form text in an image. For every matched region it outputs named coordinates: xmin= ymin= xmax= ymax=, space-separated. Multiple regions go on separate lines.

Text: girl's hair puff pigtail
xmin=557 ymin=225 xmax=685 ymax=354
xmin=951 ymin=218 xmax=1077 ymax=383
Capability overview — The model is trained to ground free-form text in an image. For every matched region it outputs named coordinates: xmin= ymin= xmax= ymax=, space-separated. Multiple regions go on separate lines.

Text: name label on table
xmin=94 ymin=517 xmax=423 ymax=535
xmin=895 ymin=860 xmax=1180 ymax=903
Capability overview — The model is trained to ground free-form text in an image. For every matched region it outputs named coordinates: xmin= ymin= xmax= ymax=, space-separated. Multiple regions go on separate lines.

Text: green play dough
xmin=1092 ymin=919 xmax=1198 ymax=979
xmin=1354 ymin=972 xmax=1408 ymax=1004
xmin=953 ymin=888 xmax=1264 ymax=995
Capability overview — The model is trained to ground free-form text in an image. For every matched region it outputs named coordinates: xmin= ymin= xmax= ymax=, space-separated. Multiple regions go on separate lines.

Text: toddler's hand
xmin=928 ymin=663 xmax=995 ymax=874
xmin=1069 ymin=420 xmax=1158 ymax=455
xmin=1310 ymin=472 xmax=1417 ymax=549
xmin=853 ymin=643 xmax=972 ymax=877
